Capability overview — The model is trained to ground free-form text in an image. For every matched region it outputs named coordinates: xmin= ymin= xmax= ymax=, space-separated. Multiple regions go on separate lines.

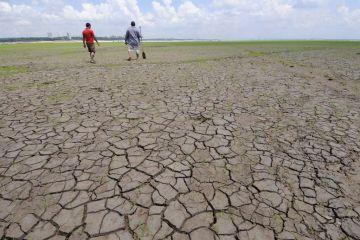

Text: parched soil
xmin=0 ymin=42 xmax=360 ymax=240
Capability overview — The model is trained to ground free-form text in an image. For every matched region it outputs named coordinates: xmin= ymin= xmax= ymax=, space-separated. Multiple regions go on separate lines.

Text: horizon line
xmin=1 ymin=37 xmax=360 ymax=41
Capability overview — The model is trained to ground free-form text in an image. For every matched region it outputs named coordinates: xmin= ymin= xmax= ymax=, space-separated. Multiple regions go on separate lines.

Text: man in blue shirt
xmin=125 ymin=21 xmax=142 ymax=61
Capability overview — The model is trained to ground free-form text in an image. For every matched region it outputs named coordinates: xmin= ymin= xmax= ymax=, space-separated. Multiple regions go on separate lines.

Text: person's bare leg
xmin=89 ymin=52 xmax=95 ymax=63
xmin=127 ymin=50 xmax=132 ymax=61
xmin=91 ymin=52 xmax=95 ymax=62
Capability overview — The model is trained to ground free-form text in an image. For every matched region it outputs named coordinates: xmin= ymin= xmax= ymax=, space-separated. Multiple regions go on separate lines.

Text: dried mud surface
xmin=0 ymin=43 xmax=360 ymax=240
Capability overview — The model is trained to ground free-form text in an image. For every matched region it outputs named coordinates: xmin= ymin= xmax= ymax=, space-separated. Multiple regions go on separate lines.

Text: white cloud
xmin=152 ymin=0 xmax=178 ymax=22
xmin=338 ymin=5 xmax=360 ymax=26
xmin=15 ymin=20 xmax=32 ymax=26
xmin=0 ymin=0 xmax=359 ymax=39
xmin=256 ymin=0 xmax=293 ymax=18
xmin=0 ymin=1 xmax=12 ymax=13
xmin=178 ymin=1 xmax=201 ymax=16
xmin=62 ymin=3 xmax=113 ymax=20
xmin=293 ymin=0 xmax=328 ymax=8
xmin=151 ymin=0 xmax=204 ymax=25
xmin=212 ymin=0 xmax=293 ymax=18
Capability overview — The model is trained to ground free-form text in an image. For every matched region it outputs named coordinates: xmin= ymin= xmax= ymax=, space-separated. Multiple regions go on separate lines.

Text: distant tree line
xmin=0 ymin=36 xmax=217 ymax=43
xmin=0 ymin=36 xmax=125 ymax=43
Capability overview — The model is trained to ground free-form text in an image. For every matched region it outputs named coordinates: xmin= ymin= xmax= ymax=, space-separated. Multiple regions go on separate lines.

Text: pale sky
xmin=0 ymin=0 xmax=359 ymax=39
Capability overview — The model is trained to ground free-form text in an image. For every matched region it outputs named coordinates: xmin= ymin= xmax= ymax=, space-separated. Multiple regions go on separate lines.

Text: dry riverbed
xmin=0 ymin=41 xmax=360 ymax=239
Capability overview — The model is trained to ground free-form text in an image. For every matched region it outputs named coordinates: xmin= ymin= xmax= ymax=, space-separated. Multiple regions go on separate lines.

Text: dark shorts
xmin=86 ymin=43 xmax=95 ymax=53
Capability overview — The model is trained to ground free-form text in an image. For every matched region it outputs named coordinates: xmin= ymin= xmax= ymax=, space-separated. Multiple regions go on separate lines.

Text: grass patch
xmin=3 ymin=80 xmax=57 ymax=92
xmin=278 ymin=59 xmax=297 ymax=67
xmin=181 ymin=58 xmax=210 ymax=64
xmin=103 ymin=63 xmax=123 ymax=68
xmin=0 ymin=42 xmax=81 ymax=52
xmin=2 ymin=40 xmax=358 ymax=52
xmin=47 ymin=91 xmax=73 ymax=103
xmin=4 ymin=84 xmax=19 ymax=91
xmin=246 ymin=50 xmax=265 ymax=57
xmin=142 ymin=40 xmax=360 ymax=48
xmin=37 ymin=80 xmax=57 ymax=86
xmin=136 ymin=223 xmax=151 ymax=237
xmin=0 ymin=65 xmax=29 ymax=78
xmin=180 ymin=55 xmax=238 ymax=64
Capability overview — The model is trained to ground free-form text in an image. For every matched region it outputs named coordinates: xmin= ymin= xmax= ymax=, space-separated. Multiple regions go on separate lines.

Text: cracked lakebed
xmin=0 ymin=42 xmax=360 ymax=240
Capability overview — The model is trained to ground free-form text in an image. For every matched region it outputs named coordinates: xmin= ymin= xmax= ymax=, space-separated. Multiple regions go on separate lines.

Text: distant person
xmin=125 ymin=21 xmax=142 ymax=61
xmin=82 ymin=23 xmax=100 ymax=63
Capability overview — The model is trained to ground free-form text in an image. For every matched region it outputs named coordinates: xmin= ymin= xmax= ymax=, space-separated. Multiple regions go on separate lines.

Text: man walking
xmin=125 ymin=21 xmax=142 ymax=61
xmin=82 ymin=23 xmax=100 ymax=63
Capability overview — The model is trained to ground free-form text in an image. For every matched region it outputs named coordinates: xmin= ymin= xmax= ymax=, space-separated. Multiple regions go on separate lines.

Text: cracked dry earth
xmin=1 ymin=43 xmax=360 ymax=240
